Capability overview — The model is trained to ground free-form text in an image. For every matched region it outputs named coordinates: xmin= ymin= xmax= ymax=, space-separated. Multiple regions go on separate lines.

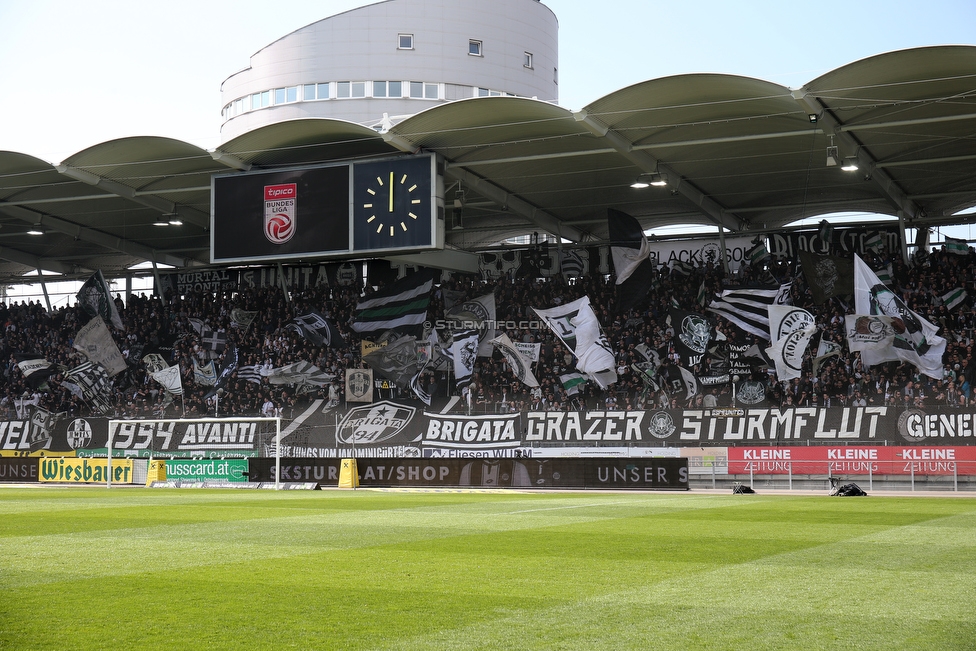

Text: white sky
xmin=0 ymin=0 xmax=973 ymax=164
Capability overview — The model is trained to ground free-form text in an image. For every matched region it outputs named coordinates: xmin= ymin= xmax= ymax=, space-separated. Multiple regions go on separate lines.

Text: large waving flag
xmin=76 ymin=270 xmax=124 ymax=330
xmin=15 ymin=354 xmax=60 ymax=390
xmin=707 ymin=284 xmax=792 ymax=340
xmin=193 ymin=359 xmax=217 ymax=386
xmin=765 ymin=305 xmax=816 ymax=381
xmin=266 ymin=361 xmax=334 ymax=387
xmin=363 ymin=336 xmax=423 ymax=389
xmin=73 ymin=316 xmax=127 ymax=376
xmin=798 ymin=250 xmax=853 ymax=305
xmin=852 ymin=254 xmax=945 ymax=379
xmin=445 ymin=293 xmax=496 ymax=357
xmin=204 ymin=343 xmax=238 ymax=401
xmin=450 ymin=329 xmax=480 ymax=390
xmin=352 ymin=269 xmax=436 ymax=335
xmin=490 ymin=334 xmax=539 ymax=388
xmin=287 ymin=312 xmax=346 ymax=348
xmin=63 ymin=361 xmax=114 ymax=415
xmin=533 ymin=296 xmax=617 ymax=388
xmin=151 ymin=365 xmax=183 ymax=396
xmin=608 ymin=209 xmax=653 ymax=313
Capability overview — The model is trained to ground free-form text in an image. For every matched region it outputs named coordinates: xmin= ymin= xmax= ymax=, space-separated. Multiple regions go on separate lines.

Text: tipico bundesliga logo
xmin=264 ymin=183 xmax=297 ymax=244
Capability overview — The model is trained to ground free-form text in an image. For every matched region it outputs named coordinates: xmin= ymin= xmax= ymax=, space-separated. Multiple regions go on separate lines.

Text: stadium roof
xmin=0 ymin=45 xmax=974 ymax=284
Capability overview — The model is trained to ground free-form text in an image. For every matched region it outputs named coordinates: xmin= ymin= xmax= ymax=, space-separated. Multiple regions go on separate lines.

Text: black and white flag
xmin=490 ymin=333 xmax=539 ymax=388
xmin=204 ymin=344 xmax=238 ymax=401
xmin=76 ymin=270 xmax=124 ymax=330
xmin=707 ymin=283 xmax=792 ymax=340
xmin=560 ymin=249 xmax=586 ymax=279
xmin=363 ymin=336 xmax=423 ymax=389
xmin=267 ymin=361 xmax=334 ymax=387
xmin=345 ymin=368 xmax=374 ymax=403
xmin=193 ymin=359 xmax=217 ymax=386
xmin=200 ymin=330 xmax=228 ymax=352
xmin=533 ymin=296 xmax=616 ymax=388
xmin=73 ymin=316 xmax=127 ymax=377
xmin=230 ymin=309 xmax=259 ymax=331
xmin=445 ymin=293 xmax=496 ymax=357
xmin=853 ymin=254 xmax=945 ymax=379
xmin=15 ymin=354 xmax=59 ymax=390
xmin=63 ymin=361 xmax=114 ymax=415
xmin=27 ymin=406 xmax=61 ymax=451
xmin=151 ymin=365 xmax=183 ymax=396
xmin=451 ymin=329 xmax=480 ymax=390
xmin=668 ymin=308 xmax=715 ymax=368
xmin=288 ymin=312 xmax=346 ymax=348
xmin=608 ymin=209 xmax=653 ymax=313
xmin=765 ymin=305 xmax=816 ymax=381
xmin=798 ymin=250 xmax=853 ymax=305
xmin=237 ymin=365 xmax=266 ymax=384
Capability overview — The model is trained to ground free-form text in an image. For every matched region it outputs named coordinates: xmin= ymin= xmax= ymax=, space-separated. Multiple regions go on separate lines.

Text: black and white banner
xmin=7 ymin=405 xmax=976 ymax=459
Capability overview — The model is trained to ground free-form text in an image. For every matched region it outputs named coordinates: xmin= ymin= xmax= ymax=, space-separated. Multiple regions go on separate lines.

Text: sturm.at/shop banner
xmin=248 ymin=457 xmax=689 ymax=490
xmin=728 ymin=446 xmax=976 ymax=475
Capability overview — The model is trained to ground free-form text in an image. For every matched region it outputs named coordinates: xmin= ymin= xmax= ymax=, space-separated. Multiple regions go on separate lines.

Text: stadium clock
xmin=353 ymin=156 xmax=435 ymax=252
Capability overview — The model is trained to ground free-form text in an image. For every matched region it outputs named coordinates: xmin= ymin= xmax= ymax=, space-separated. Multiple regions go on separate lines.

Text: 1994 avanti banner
xmin=4 ymin=402 xmax=976 ymax=459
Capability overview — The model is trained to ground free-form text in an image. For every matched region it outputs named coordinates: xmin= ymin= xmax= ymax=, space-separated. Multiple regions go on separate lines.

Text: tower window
xmin=398 ymin=34 xmax=413 ymax=50
xmin=468 ymin=40 xmax=482 ymax=56
xmin=524 ymin=52 xmax=533 ymax=69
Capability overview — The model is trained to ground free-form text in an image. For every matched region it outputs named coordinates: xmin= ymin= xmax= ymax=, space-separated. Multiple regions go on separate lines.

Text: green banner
xmin=165 ymin=459 xmax=248 ymax=482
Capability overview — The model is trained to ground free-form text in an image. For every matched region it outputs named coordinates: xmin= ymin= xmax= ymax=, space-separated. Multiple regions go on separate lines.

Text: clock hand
xmin=389 ymin=171 xmax=394 ymax=213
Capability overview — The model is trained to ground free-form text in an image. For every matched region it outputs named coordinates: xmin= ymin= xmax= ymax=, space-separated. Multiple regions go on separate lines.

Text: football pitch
xmin=2 ymin=488 xmax=976 ymax=650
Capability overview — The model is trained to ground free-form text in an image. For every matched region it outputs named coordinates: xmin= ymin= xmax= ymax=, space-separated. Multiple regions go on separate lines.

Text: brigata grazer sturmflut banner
xmin=4 ymin=403 xmax=976 ymax=459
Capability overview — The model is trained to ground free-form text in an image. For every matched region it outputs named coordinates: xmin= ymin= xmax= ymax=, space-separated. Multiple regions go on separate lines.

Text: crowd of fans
xmin=1 ymin=242 xmax=974 ymax=421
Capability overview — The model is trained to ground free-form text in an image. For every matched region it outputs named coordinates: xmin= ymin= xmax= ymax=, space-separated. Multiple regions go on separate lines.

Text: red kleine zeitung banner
xmin=728 ymin=446 xmax=976 ymax=475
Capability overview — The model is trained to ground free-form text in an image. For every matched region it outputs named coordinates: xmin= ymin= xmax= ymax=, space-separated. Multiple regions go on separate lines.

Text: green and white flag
xmin=817 ymin=220 xmax=834 ymax=247
xmin=864 ymin=232 xmax=883 ymax=251
xmin=352 ymin=270 xmax=435 ymax=336
xmin=746 ymin=240 xmax=770 ymax=265
xmin=942 ymin=287 xmax=968 ymax=311
xmin=944 ymin=235 xmax=969 ymax=256
xmin=560 ymin=372 xmax=587 ymax=396
xmin=813 ymin=337 xmax=842 ymax=375
xmin=874 ymin=263 xmax=893 ymax=284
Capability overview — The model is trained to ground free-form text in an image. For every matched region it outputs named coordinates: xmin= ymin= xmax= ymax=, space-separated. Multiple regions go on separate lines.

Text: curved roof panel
xmin=0 ymin=46 xmax=973 ymax=284
xmin=218 ymin=118 xmax=395 ymax=167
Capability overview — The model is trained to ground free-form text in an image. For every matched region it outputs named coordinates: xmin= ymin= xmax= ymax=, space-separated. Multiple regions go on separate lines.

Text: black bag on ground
xmin=834 ymin=483 xmax=867 ymax=496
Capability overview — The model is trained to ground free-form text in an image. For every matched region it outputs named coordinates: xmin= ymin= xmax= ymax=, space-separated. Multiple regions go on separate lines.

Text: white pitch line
xmin=505 ymin=499 xmax=640 ymax=514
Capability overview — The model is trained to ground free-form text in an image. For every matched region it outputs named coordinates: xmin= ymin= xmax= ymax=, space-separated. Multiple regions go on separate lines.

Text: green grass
xmin=2 ymin=489 xmax=976 ymax=650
